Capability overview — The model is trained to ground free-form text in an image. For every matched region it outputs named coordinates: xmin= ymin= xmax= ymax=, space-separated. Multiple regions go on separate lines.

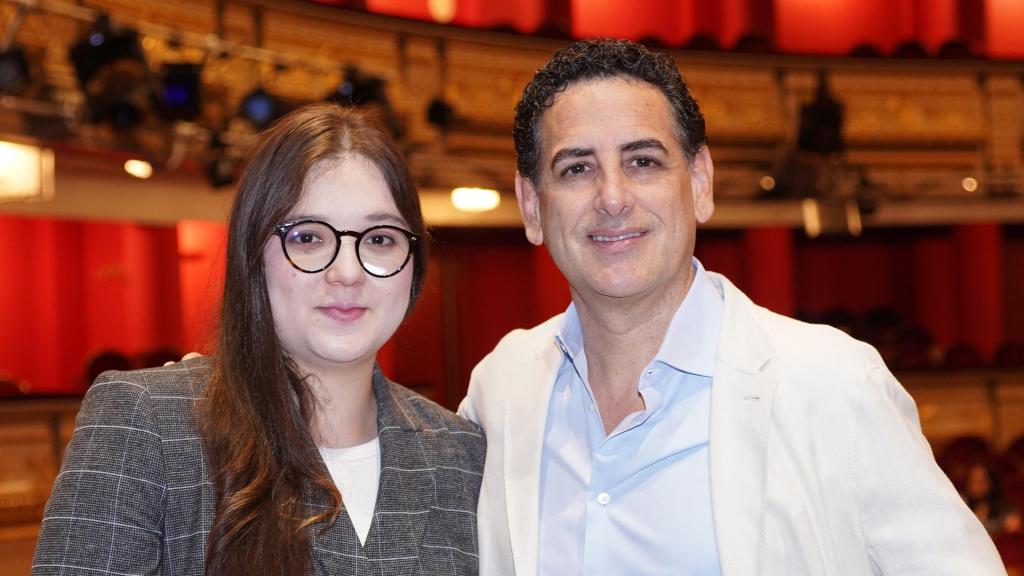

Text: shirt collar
xmin=554 ymin=257 xmax=723 ymax=378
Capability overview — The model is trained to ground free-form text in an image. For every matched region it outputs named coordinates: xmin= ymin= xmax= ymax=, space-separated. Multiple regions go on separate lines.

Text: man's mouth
xmin=590 ymin=231 xmax=645 ymax=242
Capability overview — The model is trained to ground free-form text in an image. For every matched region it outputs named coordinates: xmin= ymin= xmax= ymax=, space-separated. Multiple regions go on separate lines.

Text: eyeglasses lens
xmin=283 ymin=222 xmax=410 ymax=276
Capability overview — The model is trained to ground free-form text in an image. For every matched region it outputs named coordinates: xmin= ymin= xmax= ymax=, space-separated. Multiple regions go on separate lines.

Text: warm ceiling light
xmin=428 ymin=0 xmax=456 ymax=23
xmin=0 ymin=140 xmax=54 ymax=201
xmin=124 ymin=159 xmax=153 ymax=179
xmin=801 ymin=198 xmax=821 ymax=238
xmin=759 ymin=175 xmax=776 ymax=191
xmin=961 ymin=177 xmax=978 ymax=192
xmin=451 ymin=187 xmax=500 ymax=213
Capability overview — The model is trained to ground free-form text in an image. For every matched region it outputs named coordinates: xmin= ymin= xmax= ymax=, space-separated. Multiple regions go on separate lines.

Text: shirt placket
xmin=580 ymin=368 xmax=663 ymax=574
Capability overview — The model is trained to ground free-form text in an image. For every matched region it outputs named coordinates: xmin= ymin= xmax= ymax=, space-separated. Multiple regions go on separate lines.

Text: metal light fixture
xmin=159 ymin=63 xmax=202 ymax=122
xmin=68 ymin=12 xmax=151 ymax=130
xmin=240 ymin=87 xmax=280 ymax=129
xmin=0 ymin=47 xmax=31 ymax=95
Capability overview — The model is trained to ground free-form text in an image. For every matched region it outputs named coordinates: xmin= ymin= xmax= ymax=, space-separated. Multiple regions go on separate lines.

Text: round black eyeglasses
xmin=274 ymin=220 xmax=418 ymax=278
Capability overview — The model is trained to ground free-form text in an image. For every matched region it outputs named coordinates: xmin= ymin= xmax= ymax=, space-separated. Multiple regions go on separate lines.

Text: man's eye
xmin=562 ymin=163 xmax=589 ymax=176
xmin=633 ymin=156 xmax=658 ymax=168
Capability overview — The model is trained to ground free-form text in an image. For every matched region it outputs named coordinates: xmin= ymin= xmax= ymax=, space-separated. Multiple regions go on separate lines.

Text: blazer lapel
xmin=307 ymin=369 xmax=430 ymax=573
xmin=306 ymin=458 xmax=367 ymax=573
xmin=363 ymin=369 xmax=434 ymax=561
xmin=707 ymin=274 xmax=777 ymax=576
xmin=504 ymin=332 xmax=563 ymax=576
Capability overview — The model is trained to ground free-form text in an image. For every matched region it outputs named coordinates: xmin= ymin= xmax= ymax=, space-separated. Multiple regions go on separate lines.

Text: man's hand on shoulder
xmin=163 ymin=352 xmax=203 ymax=366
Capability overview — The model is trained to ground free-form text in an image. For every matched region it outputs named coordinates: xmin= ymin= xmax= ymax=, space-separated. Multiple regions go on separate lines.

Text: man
xmin=458 ymin=38 xmax=1005 ymax=575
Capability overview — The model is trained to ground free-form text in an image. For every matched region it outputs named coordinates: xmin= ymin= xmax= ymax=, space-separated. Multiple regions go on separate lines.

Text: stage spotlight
xmin=0 ymin=47 xmax=31 ymax=95
xmin=206 ymin=153 xmax=237 ymax=188
xmin=326 ymin=66 xmax=403 ymax=138
xmin=159 ymin=63 xmax=202 ymax=122
xmin=69 ymin=13 xmax=152 ymax=130
xmin=426 ymin=97 xmax=456 ymax=130
xmin=798 ymin=72 xmax=844 ymax=155
xmin=240 ymin=87 xmax=279 ymax=129
xmin=327 ymin=66 xmax=388 ymax=107
xmin=69 ymin=13 xmax=145 ymax=88
xmin=205 ymin=133 xmax=239 ymax=188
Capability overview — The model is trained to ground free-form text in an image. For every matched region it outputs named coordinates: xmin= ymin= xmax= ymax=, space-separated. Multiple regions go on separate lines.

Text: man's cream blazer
xmin=459 ymin=273 xmax=1006 ymax=576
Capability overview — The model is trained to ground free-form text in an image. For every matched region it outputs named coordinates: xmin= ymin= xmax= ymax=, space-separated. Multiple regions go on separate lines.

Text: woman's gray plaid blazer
xmin=32 ymin=356 xmax=486 ymax=575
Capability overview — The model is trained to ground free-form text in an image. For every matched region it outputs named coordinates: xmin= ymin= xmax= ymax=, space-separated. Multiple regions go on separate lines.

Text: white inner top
xmin=318 ymin=437 xmax=381 ymax=545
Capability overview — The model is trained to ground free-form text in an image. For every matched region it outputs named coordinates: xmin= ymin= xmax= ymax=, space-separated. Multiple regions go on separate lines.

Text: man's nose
xmin=593 ymin=168 xmax=634 ymax=217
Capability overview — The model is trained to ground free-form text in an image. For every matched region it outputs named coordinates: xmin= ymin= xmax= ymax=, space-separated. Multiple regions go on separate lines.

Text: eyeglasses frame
xmin=273 ymin=219 xmax=419 ymax=278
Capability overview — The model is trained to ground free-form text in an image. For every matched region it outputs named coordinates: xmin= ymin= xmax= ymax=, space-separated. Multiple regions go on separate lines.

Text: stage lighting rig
xmin=328 ymin=65 xmax=388 ymax=108
xmin=68 ymin=12 xmax=153 ymax=130
xmin=0 ymin=2 xmax=32 ymax=95
xmin=0 ymin=47 xmax=31 ymax=95
xmin=158 ymin=63 xmax=202 ymax=122
xmin=326 ymin=65 xmax=403 ymax=138
xmin=240 ymin=87 xmax=281 ymax=129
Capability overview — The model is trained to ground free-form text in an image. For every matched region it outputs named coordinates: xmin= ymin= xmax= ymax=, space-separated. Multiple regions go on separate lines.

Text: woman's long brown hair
xmin=200 ymin=103 xmax=426 ymax=576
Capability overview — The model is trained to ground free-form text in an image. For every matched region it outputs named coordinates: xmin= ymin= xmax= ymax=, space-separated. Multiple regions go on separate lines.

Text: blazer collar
xmin=308 ymin=368 xmax=432 ymax=569
xmin=505 ymin=276 xmax=779 ymax=576
xmin=706 ymin=272 xmax=777 ymax=576
xmin=505 ymin=316 xmax=564 ymax=576
xmin=372 ymin=365 xmax=420 ymax=432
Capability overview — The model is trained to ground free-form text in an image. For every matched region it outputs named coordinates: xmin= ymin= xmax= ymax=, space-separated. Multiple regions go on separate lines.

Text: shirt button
xmin=588 ymin=403 xmax=597 ymax=413
xmin=597 ymin=492 xmax=611 ymax=506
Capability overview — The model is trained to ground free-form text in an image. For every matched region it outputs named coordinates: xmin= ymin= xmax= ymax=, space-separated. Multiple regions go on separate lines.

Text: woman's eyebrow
xmin=364 ymin=211 xmax=406 ymax=226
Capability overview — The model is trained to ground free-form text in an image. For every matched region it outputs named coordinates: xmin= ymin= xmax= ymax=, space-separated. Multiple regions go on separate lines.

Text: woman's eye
xmin=366 ymin=234 xmax=394 ymax=246
xmin=288 ymin=230 xmax=322 ymax=244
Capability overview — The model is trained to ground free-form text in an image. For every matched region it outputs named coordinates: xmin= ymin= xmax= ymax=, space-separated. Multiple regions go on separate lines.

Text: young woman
xmin=32 ymin=104 xmax=486 ymax=576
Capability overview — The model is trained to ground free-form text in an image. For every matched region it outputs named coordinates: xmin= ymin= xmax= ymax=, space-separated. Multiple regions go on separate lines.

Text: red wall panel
xmin=775 ymin=0 xmax=902 ymax=54
xmin=794 ymin=234 xmax=915 ymax=318
xmin=986 ymin=0 xmax=1024 ymax=57
xmin=571 ymin=0 xmax=692 ymax=45
xmin=912 ymin=231 xmax=957 ymax=347
xmin=955 ymin=223 xmax=1003 ymax=359
xmin=387 ymin=250 xmax=447 ymax=397
xmin=454 ymin=0 xmax=544 ymax=32
xmin=1005 ymin=226 xmax=1024 ymax=344
xmin=365 ymin=0 xmax=432 ymax=20
xmin=177 ymin=221 xmax=227 ymax=355
xmin=694 ymin=231 xmax=744 ymax=290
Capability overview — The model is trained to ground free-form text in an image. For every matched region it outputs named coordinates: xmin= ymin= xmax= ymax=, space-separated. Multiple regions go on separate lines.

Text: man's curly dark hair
xmin=513 ymin=38 xmax=707 ymax=184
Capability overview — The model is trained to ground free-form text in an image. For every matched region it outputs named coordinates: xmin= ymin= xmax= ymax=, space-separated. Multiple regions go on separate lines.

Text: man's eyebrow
xmin=550 ymin=147 xmax=593 ymax=170
xmin=621 ymin=138 xmax=668 ymax=153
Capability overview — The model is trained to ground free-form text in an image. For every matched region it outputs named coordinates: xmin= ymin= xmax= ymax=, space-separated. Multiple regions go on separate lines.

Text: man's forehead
xmin=537 ymin=77 xmax=678 ymax=155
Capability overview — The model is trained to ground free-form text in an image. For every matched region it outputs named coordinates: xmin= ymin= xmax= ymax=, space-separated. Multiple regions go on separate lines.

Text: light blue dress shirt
xmin=538 ymin=259 xmax=724 ymax=576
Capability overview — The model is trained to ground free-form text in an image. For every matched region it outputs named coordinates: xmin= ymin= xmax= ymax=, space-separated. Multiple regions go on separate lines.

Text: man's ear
xmin=515 ymin=171 xmax=544 ymax=246
xmin=690 ymin=147 xmax=715 ymax=224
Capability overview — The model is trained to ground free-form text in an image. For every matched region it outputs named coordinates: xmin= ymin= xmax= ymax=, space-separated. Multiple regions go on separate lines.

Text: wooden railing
xmin=0 ymin=397 xmax=79 ymax=576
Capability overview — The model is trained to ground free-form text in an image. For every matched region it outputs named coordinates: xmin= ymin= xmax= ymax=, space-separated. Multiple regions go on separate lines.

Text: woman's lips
xmin=317 ymin=306 xmax=367 ymax=322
